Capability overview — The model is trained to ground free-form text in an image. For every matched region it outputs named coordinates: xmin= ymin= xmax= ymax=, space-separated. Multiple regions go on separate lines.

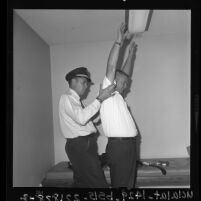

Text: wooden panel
xmin=42 ymin=157 xmax=190 ymax=187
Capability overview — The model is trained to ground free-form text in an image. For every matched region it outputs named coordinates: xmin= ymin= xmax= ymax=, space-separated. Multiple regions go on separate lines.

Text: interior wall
xmin=50 ymin=30 xmax=190 ymax=163
xmin=13 ymin=13 xmax=55 ymax=186
xmin=127 ymin=34 xmax=190 ymax=158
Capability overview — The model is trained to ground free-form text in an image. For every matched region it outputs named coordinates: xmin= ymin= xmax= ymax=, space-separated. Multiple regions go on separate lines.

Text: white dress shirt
xmin=100 ymin=76 xmax=137 ymax=137
xmin=59 ymin=88 xmax=101 ymax=138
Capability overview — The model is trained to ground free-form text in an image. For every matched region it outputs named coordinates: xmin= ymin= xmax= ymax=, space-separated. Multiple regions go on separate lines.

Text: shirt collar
xmin=68 ymin=88 xmax=80 ymax=101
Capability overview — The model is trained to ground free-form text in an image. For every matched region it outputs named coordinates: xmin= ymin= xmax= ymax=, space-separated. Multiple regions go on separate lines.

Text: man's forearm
xmin=107 ymin=42 xmax=121 ymax=67
xmin=106 ymin=41 xmax=121 ymax=81
xmin=106 ymin=23 xmax=127 ymax=82
xmin=121 ymin=38 xmax=137 ymax=76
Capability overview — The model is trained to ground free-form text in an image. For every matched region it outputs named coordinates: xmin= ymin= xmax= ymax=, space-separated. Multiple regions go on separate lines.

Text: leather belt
xmin=109 ymin=137 xmax=135 ymax=140
xmin=66 ymin=133 xmax=95 ymax=140
xmin=80 ymin=133 xmax=94 ymax=138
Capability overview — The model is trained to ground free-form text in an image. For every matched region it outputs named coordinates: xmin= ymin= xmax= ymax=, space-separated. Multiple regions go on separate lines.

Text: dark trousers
xmin=65 ymin=134 xmax=109 ymax=188
xmin=106 ymin=137 xmax=137 ymax=189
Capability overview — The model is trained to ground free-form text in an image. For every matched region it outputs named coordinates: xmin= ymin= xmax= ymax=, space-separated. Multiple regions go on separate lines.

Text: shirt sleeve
xmin=64 ymin=96 xmax=101 ymax=125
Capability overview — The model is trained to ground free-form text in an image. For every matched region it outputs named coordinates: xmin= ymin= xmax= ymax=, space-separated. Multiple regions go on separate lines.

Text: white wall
xmin=50 ymin=32 xmax=190 ymax=164
xmin=127 ymin=34 xmax=190 ymax=158
xmin=13 ymin=13 xmax=55 ymax=186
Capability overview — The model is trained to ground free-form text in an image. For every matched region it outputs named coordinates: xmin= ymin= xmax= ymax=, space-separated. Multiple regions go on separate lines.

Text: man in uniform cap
xmin=59 ymin=66 xmax=115 ymax=188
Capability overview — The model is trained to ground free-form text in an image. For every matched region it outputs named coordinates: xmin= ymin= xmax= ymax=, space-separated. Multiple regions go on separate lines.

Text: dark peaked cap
xmin=65 ymin=67 xmax=93 ymax=84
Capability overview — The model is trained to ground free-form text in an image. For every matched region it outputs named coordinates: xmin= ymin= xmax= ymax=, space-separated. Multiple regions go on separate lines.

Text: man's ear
xmin=70 ymin=78 xmax=76 ymax=87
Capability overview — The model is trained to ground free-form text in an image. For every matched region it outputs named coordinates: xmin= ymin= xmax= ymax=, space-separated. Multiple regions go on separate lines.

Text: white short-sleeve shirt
xmin=59 ymin=88 xmax=100 ymax=138
xmin=100 ymin=76 xmax=137 ymax=137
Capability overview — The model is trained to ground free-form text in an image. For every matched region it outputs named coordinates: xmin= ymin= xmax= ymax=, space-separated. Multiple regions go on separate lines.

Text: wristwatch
xmin=115 ymin=41 xmax=121 ymax=46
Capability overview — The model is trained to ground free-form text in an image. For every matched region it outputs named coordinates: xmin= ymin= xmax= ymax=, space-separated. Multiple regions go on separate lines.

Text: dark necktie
xmin=80 ymin=100 xmax=85 ymax=108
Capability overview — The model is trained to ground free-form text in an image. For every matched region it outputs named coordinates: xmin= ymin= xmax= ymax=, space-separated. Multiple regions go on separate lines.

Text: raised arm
xmin=106 ymin=23 xmax=127 ymax=83
xmin=120 ymin=36 xmax=138 ymax=77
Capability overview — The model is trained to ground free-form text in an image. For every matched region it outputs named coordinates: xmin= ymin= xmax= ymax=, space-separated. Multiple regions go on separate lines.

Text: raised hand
xmin=123 ymin=30 xmax=134 ymax=41
xmin=97 ymin=83 xmax=116 ymax=103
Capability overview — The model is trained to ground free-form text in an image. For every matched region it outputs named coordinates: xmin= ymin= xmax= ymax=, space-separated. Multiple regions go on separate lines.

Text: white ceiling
xmin=15 ymin=9 xmax=190 ymax=46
